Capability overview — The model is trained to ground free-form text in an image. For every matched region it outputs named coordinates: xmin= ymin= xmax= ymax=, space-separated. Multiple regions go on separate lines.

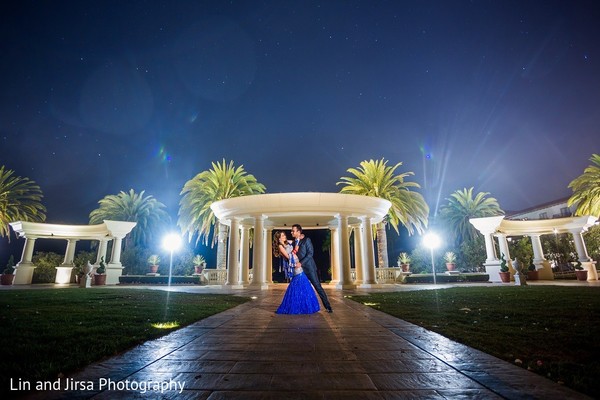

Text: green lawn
xmin=0 ymin=289 xmax=249 ymax=393
xmin=349 ymin=286 xmax=600 ymax=397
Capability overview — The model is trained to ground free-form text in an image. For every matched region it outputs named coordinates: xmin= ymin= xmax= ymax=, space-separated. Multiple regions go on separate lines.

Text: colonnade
xmin=222 ymin=214 xmax=380 ymax=289
xmin=8 ymin=220 xmax=136 ymax=285
xmin=470 ymin=215 xmax=598 ymax=282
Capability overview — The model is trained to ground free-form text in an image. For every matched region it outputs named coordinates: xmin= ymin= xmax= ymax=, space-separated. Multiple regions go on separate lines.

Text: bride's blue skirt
xmin=276 ymin=272 xmax=320 ymax=314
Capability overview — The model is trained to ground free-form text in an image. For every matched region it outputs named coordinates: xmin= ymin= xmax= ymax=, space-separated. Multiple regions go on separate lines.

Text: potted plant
xmin=147 ymin=254 xmax=160 ymax=274
xmin=574 ymin=259 xmax=587 ymax=281
xmin=499 ymin=254 xmax=510 ymax=283
xmin=193 ymin=254 xmax=206 ymax=275
xmin=93 ymin=256 xmax=107 ymax=285
xmin=444 ymin=251 xmax=457 ymax=271
xmin=397 ymin=252 xmax=411 ymax=272
xmin=1 ymin=256 xmax=16 ymax=285
xmin=527 ymin=259 xmax=539 ymax=280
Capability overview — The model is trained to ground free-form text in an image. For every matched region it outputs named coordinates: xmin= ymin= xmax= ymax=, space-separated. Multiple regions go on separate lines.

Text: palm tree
xmin=0 ymin=166 xmax=46 ymax=239
xmin=568 ymin=154 xmax=600 ymax=217
xmin=337 ymin=158 xmax=429 ymax=268
xmin=178 ymin=159 xmax=266 ymax=269
xmin=439 ymin=187 xmax=503 ymax=246
xmin=89 ymin=189 xmax=170 ymax=249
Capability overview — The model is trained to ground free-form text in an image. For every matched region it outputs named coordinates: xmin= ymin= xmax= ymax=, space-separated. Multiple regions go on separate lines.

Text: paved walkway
xmin=23 ymin=283 xmax=592 ymax=399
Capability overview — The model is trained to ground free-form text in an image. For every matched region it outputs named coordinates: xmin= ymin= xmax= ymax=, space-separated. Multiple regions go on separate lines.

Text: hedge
xmin=402 ymin=273 xmax=489 ymax=284
xmin=119 ymin=275 xmax=202 ymax=285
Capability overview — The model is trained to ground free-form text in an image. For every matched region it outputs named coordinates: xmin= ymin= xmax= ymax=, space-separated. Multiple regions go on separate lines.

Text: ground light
xmin=422 ymin=232 xmax=441 ymax=285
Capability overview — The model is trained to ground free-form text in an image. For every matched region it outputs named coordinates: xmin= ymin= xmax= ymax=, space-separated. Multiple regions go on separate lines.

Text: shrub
xmin=3 ymin=256 xmax=15 ymax=275
xmin=458 ymin=236 xmax=486 ymax=272
xmin=31 ymin=252 xmax=62 ymax=283
xmin=119 ymin=275 xmax=201 ymax=284
xmin=121 ymin=246 xmax=153 ymax=275
xmin=402 ymin=273 xmax=489 ymax=284
xmin=170 ymin=248 xmax=195 ymax=276
xmin=409 ymin=246 xmax=444 ymax=274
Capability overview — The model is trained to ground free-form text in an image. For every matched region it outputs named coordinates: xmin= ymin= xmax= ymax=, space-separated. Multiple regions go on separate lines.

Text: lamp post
xmin=423 ymin=232 xmax=441 ymax=285
xmin=162 ymin=233 xmax=182 ymax=287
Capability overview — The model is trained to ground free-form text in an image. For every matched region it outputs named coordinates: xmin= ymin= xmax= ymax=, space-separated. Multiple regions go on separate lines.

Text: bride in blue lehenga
xmin=273 ymin=230 xmax=320 ymax=314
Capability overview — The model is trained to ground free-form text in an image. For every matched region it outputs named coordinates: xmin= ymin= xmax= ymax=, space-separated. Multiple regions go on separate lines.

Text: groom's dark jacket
xmin=295 ymin=236 xmax=317 ymax=273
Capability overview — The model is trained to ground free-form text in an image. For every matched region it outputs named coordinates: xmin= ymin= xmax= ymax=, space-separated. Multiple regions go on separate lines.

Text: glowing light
xmin=162 ymin=233 xmax=182 ymax=252
xmin=422 ymin=232 xmax=441 ymax=249
xmin=151 ymin=322 xmax=180 ymax=329
xmin=363 ymin=302 xmax=380 ymax=306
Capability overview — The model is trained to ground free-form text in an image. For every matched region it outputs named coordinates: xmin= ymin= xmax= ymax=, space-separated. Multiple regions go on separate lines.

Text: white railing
xmin=349 ymin=267 xmax=402 ymax=283
xmin=376 ymin=267 xmax=401 ymax=283
xmin=202 ymin=269 xmax=227 ymax=285
xmin=206 ymin=268 xmax=401 ymax=285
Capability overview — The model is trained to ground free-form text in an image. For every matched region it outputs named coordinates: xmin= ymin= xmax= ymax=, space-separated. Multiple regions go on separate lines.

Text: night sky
xmin=1 ymin=1 xmax=599 ymax=241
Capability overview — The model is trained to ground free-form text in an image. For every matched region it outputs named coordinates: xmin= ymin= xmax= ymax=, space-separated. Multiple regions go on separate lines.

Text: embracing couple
xmin=273 ymin=224 xmax=333 ymax=314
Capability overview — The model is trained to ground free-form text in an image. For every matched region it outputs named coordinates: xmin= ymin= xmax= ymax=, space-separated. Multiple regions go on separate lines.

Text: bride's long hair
xmin=272 ymin=230 xmax=283 ymax=257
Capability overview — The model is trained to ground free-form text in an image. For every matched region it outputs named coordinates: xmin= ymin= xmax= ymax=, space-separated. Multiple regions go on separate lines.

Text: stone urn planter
xmin=193 ymin=255 xmax=206 ymax=275
xmin=147 ymin=254 xmax=160 ymax=274
xmin=397 ymin=253 xmax=411 ymax=273
xmin=527 ymin=270 xmax=539 ymax=280
xmin=1 ymin=273 xmax=15 ymax=285
xmin=575 ymin=269 xmax=588 ymax=281
xmin=1 ymin=257 xmax=15 ymax=285
xmin=444 ymin=252 xmax=457 ymax=271
xmin=93 ymin=274 xmax=107 ymax=285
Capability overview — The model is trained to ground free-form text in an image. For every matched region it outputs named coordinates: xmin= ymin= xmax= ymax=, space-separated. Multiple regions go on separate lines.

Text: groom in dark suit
xmin=291 ymin=224 xmax=333 ymax=313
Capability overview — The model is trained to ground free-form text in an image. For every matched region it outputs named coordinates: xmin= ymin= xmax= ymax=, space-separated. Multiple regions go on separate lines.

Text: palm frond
xmin=439 ymin=187 xmax=503 ymax=245
xmin=0 ymin=166 xmax=46 ymax=240
xmin=178 ymin=159 xmax=266 ymax=246
xmin=568 ymin=154 xmax=600 ymax=217
xmin=337 ymin=158 xmax=429 ymax=235
xmin=89 ymin=189 xmax=170 ymax=248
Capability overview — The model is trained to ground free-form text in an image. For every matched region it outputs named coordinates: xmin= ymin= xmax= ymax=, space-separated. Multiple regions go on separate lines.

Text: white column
xmin=56 ymin=239 xmax=78 ymax=284
xmin=330 ymin=227 xmax=340 ymax=285
xmin=569 ymin=228 xmax=597 ymax=281
xmin=529 ymin=234 xmax=546 ymax=262
xmin=336 ymin=215 xmax=355 ymax=289
xmin=353 ymin=226 xmax=363 ymax=285
xmin=497 ymin=234 xmax=513 ymax=270
xmin=266 ymin=228 xmax=273 ymax=284
xmin=251 ymin=216 xmax=267 ymax=289
xmin=529 ymin=234 xmax=553 ymax=280
xmin=239 ymin=226 xmax=250 ymax=285
xmin=14 ymin=236 xmax=37 ymax=284
xmin=96 ymin=239 xmax=109 ymax=265
xmin=105 ymin=236 xmax=125 ymax=285
xmin=62 ymin=239 xmax=78 ymax=265
xmin=483 ymin=232 xmax=498 ymax=262
xmin=226 ymin=218 xmax=240 ymax=286
xmin=361 ymin=216 xmax=377 ymax=285
xmin=110 ymin=237 xmax=124 ymax=264
xmin=569 ymin=229 xmax=591 ymax=261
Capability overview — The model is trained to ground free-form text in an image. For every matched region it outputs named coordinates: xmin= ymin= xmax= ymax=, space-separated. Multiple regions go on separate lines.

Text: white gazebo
xmin=210 ymin=192 xmax=391 ymax=289
xmin=9 ymin=220 xmax=136 ymax=285
xmin=470 ymin=215 xmax=598 ymax=282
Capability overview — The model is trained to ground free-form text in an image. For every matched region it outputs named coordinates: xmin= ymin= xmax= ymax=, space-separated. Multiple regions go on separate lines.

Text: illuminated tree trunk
xmin=376 ymin=222 xmax=389 ymax=268
xmin=217 ymin=222 xmax=228 ymax=269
